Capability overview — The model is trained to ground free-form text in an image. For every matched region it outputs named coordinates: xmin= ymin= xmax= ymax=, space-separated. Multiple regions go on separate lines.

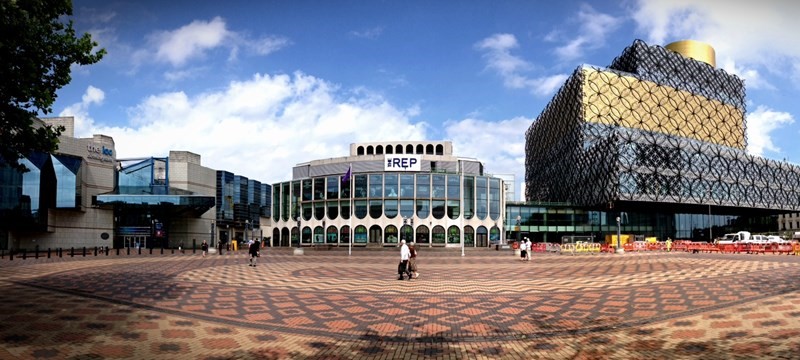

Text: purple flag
xmin=342 ymin=165 xmax=352 ymax=183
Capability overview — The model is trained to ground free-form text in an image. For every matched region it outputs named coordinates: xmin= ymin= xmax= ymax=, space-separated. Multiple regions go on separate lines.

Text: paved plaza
xmin=1 ymin=248 xmax=799 ymax=359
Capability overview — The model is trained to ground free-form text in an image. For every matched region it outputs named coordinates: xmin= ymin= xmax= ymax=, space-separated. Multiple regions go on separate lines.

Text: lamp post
xmin=460 ymin=215 xmax=465 ymax=257
xmin=210 ymin=220 xmax=215 ymax=248
xmin=245 ymin=219 xmax=250 ymax=245
xmin=616 ymin=216 xmax=622 ymax=253
xmin=708 ymin=188 xmax=713 ymax=243
xmin=516 ymin=215 xmax=521 ymax=244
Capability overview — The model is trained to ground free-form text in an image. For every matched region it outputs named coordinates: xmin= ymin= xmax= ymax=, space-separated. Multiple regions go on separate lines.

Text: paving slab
xmin=1 ymin=249 xmax=799 ymax=359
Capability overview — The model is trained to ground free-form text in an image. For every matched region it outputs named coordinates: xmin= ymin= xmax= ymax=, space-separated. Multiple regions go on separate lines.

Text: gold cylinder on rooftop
xmin=665 ymin=40 xmax=716 ymax=68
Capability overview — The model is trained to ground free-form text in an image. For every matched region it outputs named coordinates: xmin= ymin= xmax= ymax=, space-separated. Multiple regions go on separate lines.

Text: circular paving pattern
xmin=10 ymin=251 xmax=800 ymax=342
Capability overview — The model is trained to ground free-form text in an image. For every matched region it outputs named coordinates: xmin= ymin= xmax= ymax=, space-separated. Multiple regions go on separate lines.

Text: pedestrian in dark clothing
xmin=201 ymin=240 xmax=209 ymax=258
xmin=249 ymin=240 xmax=260 ymax=267
xmin=408 ymin=242 xmax=419 ymax=279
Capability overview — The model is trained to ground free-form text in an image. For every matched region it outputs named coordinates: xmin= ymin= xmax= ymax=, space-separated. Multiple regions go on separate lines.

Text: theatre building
xmin=270 ymin=141 xmax=506 ymax=248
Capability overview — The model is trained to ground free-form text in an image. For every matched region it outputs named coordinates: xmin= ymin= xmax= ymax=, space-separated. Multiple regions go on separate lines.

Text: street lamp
xmin=707 ymin=188 xmax=713 ymax=242
xmin=616 ymin=212 xmax=627 ymax=254
xmin=516 ymin=215 xmax=521 ymax=245
xmin=245 ymin=219 xmax=250 ymax=244
xmin=210 ymin=220 xmax=215 ymax=248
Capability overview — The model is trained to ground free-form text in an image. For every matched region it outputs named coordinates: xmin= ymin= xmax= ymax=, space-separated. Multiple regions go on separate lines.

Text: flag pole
xmin=348 ymin=163 xmax=353 ymax=256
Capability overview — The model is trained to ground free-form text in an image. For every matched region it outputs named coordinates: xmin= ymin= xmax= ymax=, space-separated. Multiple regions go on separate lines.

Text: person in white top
xmin=399 ymin=240 xmax=410 ymax=280
xmin=525 ymin=239 xmax=532 ymax=261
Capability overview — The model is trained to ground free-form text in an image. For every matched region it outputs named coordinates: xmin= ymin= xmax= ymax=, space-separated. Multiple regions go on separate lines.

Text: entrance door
xmin=369 ymin=225 xmax=382 ymax=244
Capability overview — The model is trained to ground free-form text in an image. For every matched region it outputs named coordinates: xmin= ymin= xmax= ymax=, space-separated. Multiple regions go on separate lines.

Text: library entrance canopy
xmin=95 ymin=192 xmax=215 ymax=217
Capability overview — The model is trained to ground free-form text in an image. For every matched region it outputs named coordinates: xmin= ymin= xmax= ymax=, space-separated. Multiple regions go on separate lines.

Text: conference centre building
xmin=269 ymin=141 xmax=506 ymax=248
xmin=520 ymin=39 xmax=800 ymax=243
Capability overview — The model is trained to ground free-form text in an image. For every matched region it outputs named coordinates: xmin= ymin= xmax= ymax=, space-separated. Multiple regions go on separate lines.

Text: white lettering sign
xmin=384 ymin=155 xmax=421 ymax=171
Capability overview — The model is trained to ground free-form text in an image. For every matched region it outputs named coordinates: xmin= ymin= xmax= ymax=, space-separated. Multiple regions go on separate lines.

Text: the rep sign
xmin=385 ymin=155 xmax=421 ymax=171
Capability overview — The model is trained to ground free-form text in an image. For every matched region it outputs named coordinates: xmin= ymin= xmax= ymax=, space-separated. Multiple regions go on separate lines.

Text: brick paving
xmin=1 ymin=248 xmax=800 ymax=359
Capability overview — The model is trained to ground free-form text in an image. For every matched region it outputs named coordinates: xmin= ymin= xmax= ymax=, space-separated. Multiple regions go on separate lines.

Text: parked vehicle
xmin=767 ymin=235 xmax=790 ymax=244
xmin=716 ymin=231 xmax=750 ymax=244
xmin=742 ymin=234 xmax=768 ymax=244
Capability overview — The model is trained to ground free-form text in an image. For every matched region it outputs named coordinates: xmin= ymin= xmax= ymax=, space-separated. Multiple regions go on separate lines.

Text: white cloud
xmin=746 ymin=105 xmax=794 ymax=157
xmin=475 ymin=33 xmax=567 ymax=96
xmin=350 ymin=27 xmax=384 ymax=40
xmin=84 ymin=72 xmax=426 ymax=184
xmin=153 ymin=17 xmax=230 ymax=67
xmin=553 ymin=4 xmax=623 ymax=61
xmin=59 ymin=86 xmax=105 ymax=137
xmin=445 ymin=116 xmax=532 ymax=198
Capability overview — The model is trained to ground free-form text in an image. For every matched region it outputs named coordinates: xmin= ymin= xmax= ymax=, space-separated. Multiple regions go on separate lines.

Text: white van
xmin=717 ymin=231 xmax=751 ymax=244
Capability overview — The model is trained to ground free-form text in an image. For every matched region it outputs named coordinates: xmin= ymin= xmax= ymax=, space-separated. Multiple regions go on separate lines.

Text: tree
xmin=0 ymin=0 xmax=105 ymax=171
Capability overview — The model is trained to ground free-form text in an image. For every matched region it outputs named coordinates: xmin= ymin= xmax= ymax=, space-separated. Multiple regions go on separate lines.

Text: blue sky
xmin=55 ymin=1 xmax=800 ymax=199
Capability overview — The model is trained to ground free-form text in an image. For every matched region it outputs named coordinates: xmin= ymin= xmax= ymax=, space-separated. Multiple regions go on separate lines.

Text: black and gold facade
xmin=525 ymin=39 xmax=800 ymax=212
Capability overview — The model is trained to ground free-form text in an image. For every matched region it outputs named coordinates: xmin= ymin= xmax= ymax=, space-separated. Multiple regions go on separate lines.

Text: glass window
xmin=416 ymin=200 xmax=430 ymax=219
xmin=326 ymin=226 xmax=337 ymax=243
xmin=447 ymin=175 xmax=460 ymax=200
xmin=355 ymin=200 xmax=367 ymax=219
xmin=291 ymin=181 xmax=301 ymax=220
xmin=384 ymin=199 xmax=398 ymax=219
xmin=340 ymin=226 xmax=350 ymax=244
xmin=385 ymin=225 xmax=398 ymax=244
xmin=464 ymin=226 xmax=474 ymax=245
xmin=400 ymin=199 xmax=414 ymax=218
xmin=314 ymin=226 xmax=324 ymax=243
xmin=476 ymin=177 xmax=488 ymax=220
xmin=326 ymin=176 xmax=338 ymax=200
xmin=302 ymin=227 xmax=312 ymax=244
xmin=52 ymin=154 xmax=81 ymax=208
xmin=369 ymin=174 xmax=383 ymax=198
xmin=448 ymin=225 xmax=460 ymax=244
xmin=272 ymin=182 xmax=281 ymax=223
xmin=447 ymin=200 xmax=460 ymax=219
xmin=384 ymin=174 xmax=398 ymax=197
xmin=416 ymin=174 xmax=430 ymax=198
xmin=340 ymin=174 xmax=351 ymax=198
xmin=327 ymin=201 xmax=338 ymax=220
xmin=282 ymin=183 xmax=290 ymax=221
xmin=369 ymin=199 xmax=382 ymax=219
xmin=314 ymin=202 xmax=324 ymax=220
xmin=314 ymin=178 xmax=325 ymax=200
xmin=340 ymin=202 xmax=350 ymax=220
xmin=303 ymin=203 xmax=312 ymax=221
xmin=432 ymin=175 xmax=445 ymax=198
xmin=416 ymin=225 xmax=430 ymax=244
xmin=489 ymin=178 xmax=501 ymax=220
xmin=463 ymin=176 xmax=474 ymax=219
xmin=400 ymin=174 xmax=414 ymax=198
xmin=302 ymin=179 xmax=312 ymax=201
xmin=354 ymin=225 xmax=368 ymax=243
xmin=354 ymin=175 xmax=368 ymax=198
xmin=432 ymin=200 xmax=445 ymax=219
xmin=432 ymin=226 xmax=445 ymax=244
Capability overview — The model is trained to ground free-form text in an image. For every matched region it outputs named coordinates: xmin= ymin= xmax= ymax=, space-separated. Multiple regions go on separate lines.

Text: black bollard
xmin=116 ymin=247 xmax=120 ymax=256
xmin=35 ymin=245 xmax=39 ymax=259
xmin=193 ymin=239 xmax=196 ymax=253
xmin=82 ymin=247 xmax=86 ymax=257
xmin=138 ymin=246 xmax=141 ymax=255
xmin=70 ymin=247 xmax=74 ymax=257
xmin=22 ymin=249 xmax=26 ymax=260
xmin=106 ymin=246 xmax=109 ymax=256
xmin=94 ymin=247 xmax=98 ymax=256
xmin=127 ymin=247 xmax=130 ymax=255
xmin=161 ymin=247 xmax=164 ymax=255
xmin=9 ymin=251 xmax=12 ymax=261
xmin=149 ymin=247 xmax=153 ymax=255
xmin=47 ymin=248 xmax=51 ymax=259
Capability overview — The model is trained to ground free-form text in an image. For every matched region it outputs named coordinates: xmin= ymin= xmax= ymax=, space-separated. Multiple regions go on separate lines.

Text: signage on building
xmin=87 ymin=143 xmax=114 ymax=163
xmin=384 ymin=155 xmax=421 ymax=171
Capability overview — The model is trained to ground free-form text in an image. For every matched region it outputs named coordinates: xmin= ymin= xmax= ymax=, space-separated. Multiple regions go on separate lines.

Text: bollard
xmin=116 ymin=247 xmax=120 ymax=256
xmin=149 ymin=247 xmax=153 ymax=255
xmin=94 ymin=247 xmax=98 ymax=256
xmin=161 ymin=247 xmax=164 ymax=255
xmin=47 ymin=248 xmax=51 ymax=259
xmin=9 ymin=251 xmax=12 ymax=261
xmin=1 ymin=249 xmax=4 ymax=259
xmin=171 ymin=248 xmax=174 ymax=254
xmin=22 ymin=249 xmax=26 ymax=260
xmin=193 ymin=239 xmax=196 ymax=253
xmin=138 ymin=247 xmax=141 ymax=255
xmin=127 ymin=247 xmax=130 ymax=255
xmin=70 ymin=247 xmax=74 ymax=257
xmin=82 ymin=247 xmax=86 ymax=257
xmin=35 ymin=245 xmax=39 ymax=259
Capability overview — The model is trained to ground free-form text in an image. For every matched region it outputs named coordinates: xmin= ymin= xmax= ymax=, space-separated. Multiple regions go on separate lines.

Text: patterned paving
xmin=1 ymin=249 xmax=800 ymax=359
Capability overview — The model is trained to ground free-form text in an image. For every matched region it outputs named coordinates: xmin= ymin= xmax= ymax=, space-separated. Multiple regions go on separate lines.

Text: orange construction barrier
xmin=530 ymin=243 xmax=546 ymax=253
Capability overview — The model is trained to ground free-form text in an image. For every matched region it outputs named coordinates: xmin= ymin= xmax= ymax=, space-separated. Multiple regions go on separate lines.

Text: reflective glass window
xmin=52 ymin=154 xmax=81 ymax=208
xmin=326 ymin=226 xmax=337 ymax=243
xmin=19 ymin=157 xmax=43 ymax=216
xmin=400 ymin=199 xmax=414 ymax=218
xmin=314 ymin=202 xmax=324 ymax=220
xmin=302 ymin=179 xmax=312 ymax=201
xmin=432 ymin=175 xmax=445 ymax=198
xmin=313 ymin=226 xmax=324 ymax=243
xmin=303 ymin=203 xmax=312 ymax=221
xmin=326 ymin=176 xmax=338 ymax=200
xmin=354 ymin=225 xmax=368 ymax=243
xmin=281 ymin=182 xmax=290 ymax=222
xmin=384 ymin=199 xmax=398 ymax=219
xmin=384 ymin=174 xmax=398 ymax=197
xmin=416 ymin=174 xmax=430 ymax=198
xmin=489 ymin=178 xmax=501 ymax=220
xmin=340 ymin=202 xmax=350 ymax=220
xmin=314 ymin=178 xmax=325 ymax=200
xmin=369 ymin=199 xmax=382 ymax=219
xmin=416 ymin=200 xmax=430 ymax=219
xmin=340 ymin=174 xmax=351 ymax=198
xmin=416 ymin=225 xmax=430 ymax=244
xmin=432 ymin=226 xmax=445 ymax=244
xmin=385 ymin=225 xmax=398 ymax=244
xmin=432 ymin=200 xmax=445 ymax=219
xmin=463 ymin=176 xmax=474 ymax=219
xmin=369 ymin=174 xmax=383 ymax=198
xmin=355 ymin=200 xmax=368 ymax=219
xmin=447 ymin=200 xmax=460 ymax=219
xmin=476 ymin=177 xmax=488 ymax=220
xmin=291 ymin=181 xmax=301 ymax=220
xmin=400 ymin=174 xmax=414 ymax=198
xmin=273 ymin=183 xmax=281 ymax=222
xmin=327 ymin=201 xmax=338 ymax=219
xmin=448 ymin=225 xmax=460 ymax=244
xmin=447 ymin=175 xmax=460 ymax=200
xmin=354 ymin=175 xmax=368 ymax=198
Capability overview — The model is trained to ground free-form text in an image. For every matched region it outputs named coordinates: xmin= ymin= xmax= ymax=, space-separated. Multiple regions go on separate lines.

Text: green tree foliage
xmin=0 ymin=0 xmax=105 ymax=171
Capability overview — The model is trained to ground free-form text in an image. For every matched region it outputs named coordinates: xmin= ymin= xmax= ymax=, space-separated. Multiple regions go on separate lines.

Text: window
xmin=432 ymin=175 xmax=445 ymax=198
xmin=369 ymin=199 xmax=382 ymax=219
xmin=489 ymin=178 xmax=501 ymax=220
xmin=448 ymin=225 xmax=460 ymax=244
xmin=327 ymin=201 xmax=338 ymax=219
xmin=447 ymin=175 xmax=460 ymax=200
xmin=326 ymin=176 xmax=338 ymax=200
xmin=463 ymin=176 xmax=474 ymax=219
xmin=314 ymin=178 xmax=325 ymax=200
xmin=354 ymin=175 xmax=367 ymax=198
xmin=416 ymin=174 xmax=430 ymax=198
xmin=476 ymin=177 xmax=488 ymax=220
xmin=369 ymin=174 xmax=383 ymax=198
xmin=432 ymin=200 xmax=445 ymax=219
xmin=355 ymin=200 xmax=367 ymax=219
xmin=416 ymin=200 xmax=430 ymax=219
xmin=400 ymin=199 xmax=414 ymax=218
xmin=384 ymin=174 xmax=398 ymax=197
xmin=384 ymin=199 xmax=398 ymax=219
xmin=447 ymin=200 xmax=460 ymax=219
xmin=400 ymin=174 xmax=414 ymax=197
xmin=302 ymin=179 xmax=312 ymax=201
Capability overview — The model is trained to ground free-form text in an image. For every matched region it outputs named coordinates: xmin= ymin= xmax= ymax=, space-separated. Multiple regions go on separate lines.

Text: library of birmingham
xmin=3 ymin=39 xmax=800 ymax=251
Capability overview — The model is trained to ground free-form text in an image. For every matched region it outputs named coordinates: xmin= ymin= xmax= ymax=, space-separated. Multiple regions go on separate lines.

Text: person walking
xmin=248 ymin=239 xmax=260 ymax=267
xmin=178 ymin=241 xmax=184 ymax=254
xmin=408 ymin=242 xmax=419 ymax=279
xmin=398 ymin=240 xmax=410 ymax=280
xmin=666 ymin=237 xmax=673 ymax=252
xmin=520 ymin=239 xmax=528 ymax=261
xmin=201 ymin=240 xmax=209 ymax=258
xmin=525 ymin=238 xmax=532 ymax=261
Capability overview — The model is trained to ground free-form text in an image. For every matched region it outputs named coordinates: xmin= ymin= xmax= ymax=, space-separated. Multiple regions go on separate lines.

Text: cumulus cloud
xmin=79 ymin=72 xmax=426 ymax=183
xmin=746 ymin=105 xmax=794 ymax=157
xmin=475 ymin=33 xmax=567 ymax=96
xmin=152 ymin=17 xmax=230 ymax=67
xmin=445 ymin=116 xmax=532 ymax=199
xmin=59 ymin=86 xmax=105 ymax=137
xmin=553 ymin=4 xmax=623 ymax=61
